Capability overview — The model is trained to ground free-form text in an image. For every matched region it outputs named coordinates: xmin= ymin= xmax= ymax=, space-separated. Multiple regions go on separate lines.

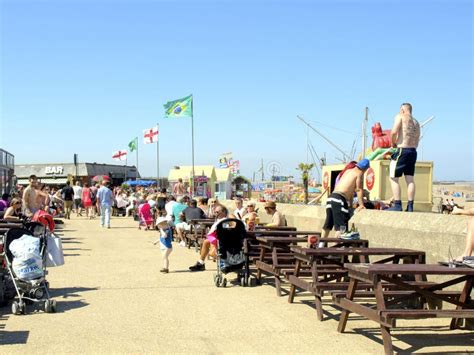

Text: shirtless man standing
xmin=173 ymin=178 xmax=186 ymax=198
xmin=389 ymin=103 xmax=421 ymax=212
xmin=22 ymin=174 xmax=39 ymax=217
xmin=322 ymin=159 xmax=370 ymax=238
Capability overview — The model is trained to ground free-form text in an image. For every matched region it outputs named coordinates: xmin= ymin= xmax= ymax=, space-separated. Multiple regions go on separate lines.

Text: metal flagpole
xmin=157 ymin=123 xmax=160 ymax=187
xmin=136 ymin=137 xmax=139 ymax=180
xmin=191 ymin=114 xmax=195 ymax=197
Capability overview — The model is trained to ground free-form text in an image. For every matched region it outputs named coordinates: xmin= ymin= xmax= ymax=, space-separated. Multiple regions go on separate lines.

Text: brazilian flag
xmin=128 ymin=137 xmax=138 ymax=152
xmin=163 ymin=94 xmax=193 ymax=118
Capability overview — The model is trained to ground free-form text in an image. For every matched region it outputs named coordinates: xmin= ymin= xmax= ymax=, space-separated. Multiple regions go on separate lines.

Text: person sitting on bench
xmin=189 ymin=205 xmax=228 ymax=272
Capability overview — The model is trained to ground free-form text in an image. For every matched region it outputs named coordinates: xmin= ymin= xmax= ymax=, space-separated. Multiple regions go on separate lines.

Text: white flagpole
xmin=136 ymin=138 xmax=139 ymax=180
xmin=157 ymin=123 xmax=160 ymax=187
xmin=191 ymin=108 xmax=195 ymax=197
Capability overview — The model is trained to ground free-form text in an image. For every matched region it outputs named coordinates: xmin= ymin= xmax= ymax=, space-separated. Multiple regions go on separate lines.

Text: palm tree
xmin=297 ymin=163 xmax=315 ymax=204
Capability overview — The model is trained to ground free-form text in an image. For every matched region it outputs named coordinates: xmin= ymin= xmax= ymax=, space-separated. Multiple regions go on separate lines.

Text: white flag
xmin=112 ymin=150 xmax=127 ymax=161
xmin=143 ymin=126 xmax=159 ymax=144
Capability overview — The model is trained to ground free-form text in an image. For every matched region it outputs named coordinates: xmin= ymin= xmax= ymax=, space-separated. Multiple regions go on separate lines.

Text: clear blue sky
xmin=1 ymin=0 xmax=472 ymax=181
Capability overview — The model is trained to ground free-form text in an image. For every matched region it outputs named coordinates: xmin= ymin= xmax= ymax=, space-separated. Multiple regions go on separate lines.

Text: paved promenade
xmin=1 ymin=216 xmax=473 ymax=353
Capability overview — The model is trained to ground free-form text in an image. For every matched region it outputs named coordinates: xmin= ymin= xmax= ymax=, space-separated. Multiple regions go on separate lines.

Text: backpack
xmin=89 ymin=189 xmax=97 ymax=202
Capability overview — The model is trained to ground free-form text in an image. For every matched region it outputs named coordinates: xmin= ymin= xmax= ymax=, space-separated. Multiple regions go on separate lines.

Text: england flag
xmin=143 ymin=126 xmax=159 ymax=144
xmin=112 ymin=150 xmax=127 ymax=161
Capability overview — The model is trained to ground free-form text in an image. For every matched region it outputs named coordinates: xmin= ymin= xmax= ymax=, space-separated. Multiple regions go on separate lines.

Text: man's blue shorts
xmin=389 ymin=147 xmax=417 ymax=178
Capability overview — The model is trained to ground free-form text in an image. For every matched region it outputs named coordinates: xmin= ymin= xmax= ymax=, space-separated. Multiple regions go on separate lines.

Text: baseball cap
xmin=356 ymin=158 xmax=370 ymax=170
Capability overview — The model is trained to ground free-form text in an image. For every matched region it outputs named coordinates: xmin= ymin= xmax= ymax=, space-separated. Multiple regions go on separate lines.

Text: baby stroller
xmin=213 ymin=218 xmax=252 ymax=288
xmin=138 ymin=203 xmax=154 ymax=230
xmin=3 ymin=222 xmax=56 ymax=314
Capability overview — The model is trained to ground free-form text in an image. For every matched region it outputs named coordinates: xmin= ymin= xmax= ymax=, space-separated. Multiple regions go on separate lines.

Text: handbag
xmin=45 ymin=234 xmax=65 ymax=267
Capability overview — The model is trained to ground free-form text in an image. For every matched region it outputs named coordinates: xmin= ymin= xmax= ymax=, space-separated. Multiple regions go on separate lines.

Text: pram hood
xmin=215 ymin=218 xmax=246 ymax=254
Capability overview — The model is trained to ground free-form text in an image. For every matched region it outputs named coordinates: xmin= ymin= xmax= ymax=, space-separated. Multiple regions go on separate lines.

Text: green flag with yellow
xmin=128 ymin=137 xmax=138 ymax=152
xmin=163 ymin=94 xmax=193 ymax=118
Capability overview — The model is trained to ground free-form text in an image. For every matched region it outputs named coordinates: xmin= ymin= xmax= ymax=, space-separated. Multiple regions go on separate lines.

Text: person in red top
xmin=82 ymin=183 xmax=93 ymax=219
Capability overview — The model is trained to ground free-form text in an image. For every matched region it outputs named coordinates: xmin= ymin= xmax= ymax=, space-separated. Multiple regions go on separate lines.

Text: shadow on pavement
xmin=0 ymin=309 xmax=29 ymax=345
xmin=352 ymin=326 xmax=474 ymax=354
xmin=62 ymin=248 xmax=91 ymax=252
xmin=48 ymin=287 xmax=98 ymax=313
xmin=59 ymin=237 xmax=83 ymax=245
xmin=109 ymin=226 xmax=142 ymax=229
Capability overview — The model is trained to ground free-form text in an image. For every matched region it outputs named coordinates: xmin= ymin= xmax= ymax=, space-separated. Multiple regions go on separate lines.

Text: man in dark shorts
xmin=389 ymin=103 xmax=420 ymax=212
xmin=58 ymin=181 xmax=75 ymax=219
xmin=322 ymin=159 xmax=370 ymax=238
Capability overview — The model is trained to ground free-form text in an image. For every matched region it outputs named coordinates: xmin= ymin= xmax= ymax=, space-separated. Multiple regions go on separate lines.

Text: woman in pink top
xmin=82 ymin=183 xmax=93 ymax=219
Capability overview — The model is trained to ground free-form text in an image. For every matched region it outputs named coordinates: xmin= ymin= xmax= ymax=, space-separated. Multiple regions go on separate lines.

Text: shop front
xmin=194 ymin=176 xmax=210 ymax=198
xmin=0 ymin=149 xmax=15 ymax=195
xmin=15 ymin=162 xmax=139 ymax=187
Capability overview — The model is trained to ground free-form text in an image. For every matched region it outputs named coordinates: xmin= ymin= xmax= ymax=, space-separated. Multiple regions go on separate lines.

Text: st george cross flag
xmin=143 ymin=126 xmax=159 ymax=144
xmin=112 ymin=150 xmax=127 ymax=161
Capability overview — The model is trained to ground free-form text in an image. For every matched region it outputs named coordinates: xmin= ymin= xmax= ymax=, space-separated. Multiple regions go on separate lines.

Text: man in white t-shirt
xmin=165 ymin=195 xmax=178 ymax=226
xmin=73 ymin=181 xmax=83 ymax=217
xmin=233 ymin=198 xmax=246 ymax=220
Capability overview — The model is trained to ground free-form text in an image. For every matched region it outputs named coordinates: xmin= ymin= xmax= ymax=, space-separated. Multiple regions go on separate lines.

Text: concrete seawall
xmin=222 ymin=200 xmax=468 ymax=263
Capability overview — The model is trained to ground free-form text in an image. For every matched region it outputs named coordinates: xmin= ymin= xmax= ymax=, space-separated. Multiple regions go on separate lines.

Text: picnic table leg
xmin=311 ymin=261 xmax=324 ymax=321
xmin=450 ymin=277 xmax=473 ymax=330
xmin=315 ymin=295 xmax=323 ymax=321
xmin=288 ymin=259 xmax=302 ymax=304
xmin=374 ymin=277 xmax=394 ymax=355
xmin=272 ymin=247 xmax=283 ymax=296
xmin=256 ymin=246 xmax=265 ymax=281
xmin=337 ymin=277 xmax=358 ymax=333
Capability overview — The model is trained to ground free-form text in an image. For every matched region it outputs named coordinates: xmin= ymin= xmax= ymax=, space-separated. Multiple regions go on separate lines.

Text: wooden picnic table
xmin=336 ymin=263 xmax=474 ymax=355
xmin=255 ymin=236 xmax=312 ymax=296
xmin=0 ymin=222 xmax=24 ymax=235
xmin=288 ymin=247 xmax=426 ymax=321
xmin=246 ymin=230 xmax=318 ymax=237
xmin=185 ymin=219 xmax=216 ymax=251
xmin=254 ymin=225 xmax=297 ymax=231
xmin=255 ymin=235 xmax=368 ymax=296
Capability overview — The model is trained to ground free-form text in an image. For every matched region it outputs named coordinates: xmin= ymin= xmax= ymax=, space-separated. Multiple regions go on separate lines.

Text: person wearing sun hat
xmin=155 ymin=217 xmax=173 ymax=273
xmin=322 ymin=158 xmax=370 ymax=238
xmin=264 ymin=201 xmax=286 ymax=227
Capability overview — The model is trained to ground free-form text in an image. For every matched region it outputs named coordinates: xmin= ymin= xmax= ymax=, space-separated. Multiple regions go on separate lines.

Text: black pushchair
xmin=213 ymin=219 xmax=252 ymax=287
xmin=3 ymin=222 xmax=56 ymax=314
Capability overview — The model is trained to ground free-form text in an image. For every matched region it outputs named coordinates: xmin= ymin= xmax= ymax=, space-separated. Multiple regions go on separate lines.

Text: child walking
xmin=155 ymin=217 xmax=173 ymax=273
